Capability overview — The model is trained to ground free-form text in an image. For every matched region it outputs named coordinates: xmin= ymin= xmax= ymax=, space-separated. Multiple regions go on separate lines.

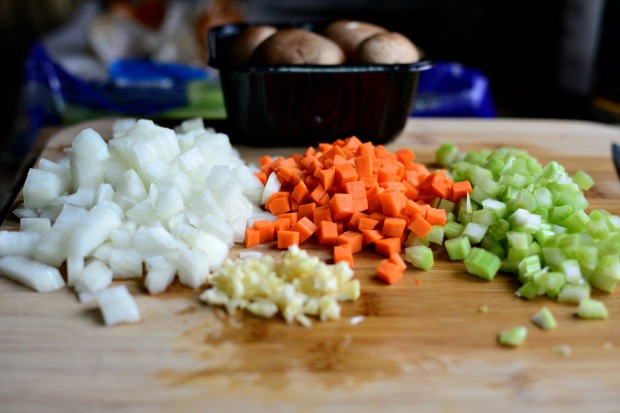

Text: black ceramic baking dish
xmin=207 ymin=23 xmax=432 ymax=147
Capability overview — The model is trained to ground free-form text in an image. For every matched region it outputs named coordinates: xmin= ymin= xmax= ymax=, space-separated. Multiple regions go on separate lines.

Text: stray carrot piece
xmin=376 ymin=259 xmax=403 ymax=285
xmin=337 ymin=231 xmax=363 ymax=253
xmin=425 ymin=207 xmax=448 ymax=226
xmin=375 ymin=237 xmax=402 ymax=257
xmin=291 ymin=181 xmax=310 ymax=204
xmin=396 ymin=148 xmax=416 ymax=164
xmin=353 ymin=154 xmax=373 ymax=178
xmin=408 ymin=214 xmax=433 ymax=238
xmin=381 ymin=217 xmax=407 ymax=238
xmin=297 ymin=202 xmax=316 ymax=221
xmin=279 ymin=212 xmax=298 ymax=226
xmin=333 ymin=245 xmax=354 ymax=267
xmin=268 ymin=196 xmax=291 ymax=216
xmin=415 ymin=278 xmax=423 ymax=286
xmin=277 ymin=230 xmax=299 ymax=249
xmin=291 ymin=217 xmax=317 ymax=243
xmin=389 ymin=252 xmax=407 ymax=270
xmin=314 ymin=166 xmax=336 ymax=190
xmin=344 ymin=181 xmax=366 ymax=199
xmin=245 ymin=227 xmax=261 ymax=248
xmin=313 ymin=205 xmax=333 ymax=226
xmin=254 ymin=172 xmax=268 ymax=186
xmin=317 ymin=221 xmax=339 ymax=246
xmin=358 ymin=217 xmax=379 ymax=230
xmin=361 ymin=229 xmax=384 ymax=246
xmin=452 ymin=181 xmax=473 ymax=203
xmin=330 ymin=193 xmax=354 ymax=221
xmin=253 ymin=220 xmax=275 ymax=243
xmin=308 ymin=184 xmax=326 ymax=204
xmin=379 ymin=190 xmax=407 ymax=217
xmin=273 ymin=217 xmax=291 ymax=234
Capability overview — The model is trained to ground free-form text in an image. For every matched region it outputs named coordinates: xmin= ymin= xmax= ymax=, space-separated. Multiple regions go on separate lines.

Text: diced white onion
xmin=97 ymin=285 xmax=141 ymax=326
xmin=0 ymin=256 xmax=65 ymax=292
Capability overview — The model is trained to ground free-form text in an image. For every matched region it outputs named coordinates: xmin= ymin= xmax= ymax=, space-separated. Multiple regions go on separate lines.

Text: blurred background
xmin=0 ymin=0 xmax=619 ymax=153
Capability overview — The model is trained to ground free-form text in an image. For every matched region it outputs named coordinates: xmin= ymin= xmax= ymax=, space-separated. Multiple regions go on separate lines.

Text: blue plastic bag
xmin=413 ymin=61 xmax=496 ymax=118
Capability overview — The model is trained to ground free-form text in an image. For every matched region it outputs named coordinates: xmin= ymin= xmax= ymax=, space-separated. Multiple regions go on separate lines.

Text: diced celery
xmin=509 ymin=209 xmax=542 ymax=233
xmin=444 ymin=236 xmax=471 ymax=261
xmin=517 ymin=281 xmax=540 ymax=300
xmin=533 ymin=187 xmax=553 ymax=210
xmin=444 ymin=221 xmax=464 ymax=239
xmin=487 ymin=218 xmax=510 ymax=241
xmin=531 ymin=307 xmax=558 ymax=330
xmin=577 ymin=298 xmax=608 ymax=319
xmin=435 ymin=143 xmax=459 ymax=167
xmin=561 ymin=210 xmax=591 ymax=233
xmin=425 ymin=225 xmax=445 ymax=245
xmin=464 ymin=247 xmax=501 ymax=280
xmin=472 ymin=209 xmax=497 ymax=226
xmin=507 ymin=231 xmax=532 ymax=250
xmin=558 ymin=283 xmax=591 ymax=304
xmin=590 ymin=254 xmax=620 ymax=293
xmin=514 ymin=189 xmax=538 ymax=212
xmin=542 ymin=246 xmax=565 ymax=269
xmin=586 ymin=219 xmax=611 ymax=240
xmin=481 ymin=179 xmax=502 ymax=197
xmin=498 ymin=326 xmax=527 ymax=347
xmin=462 ymin=222 xmax=488 ymax=244
xmin=438 ymin=198 xmax=456 ymax=213
xmin=518 ymin=255 xmax=541 ymax=282
xmin=507 ymin=247 xmax=530 ymax=264
xmin=542 ymin=161 xmax=566 ymax=181
xmin=560 ymin=259 xmax=583 ymax=283
xmin=550 ymin=205 xmax=573 ymax=224
xmin=405 ymin=245 xmax=434 ymax=271
xmin=482 ymin=198 xmax=507 ymax=218
xmin=535 ymin=271 xmax=565 ymax=298
xmin=471 ymin=186 xmax=492 ymax=204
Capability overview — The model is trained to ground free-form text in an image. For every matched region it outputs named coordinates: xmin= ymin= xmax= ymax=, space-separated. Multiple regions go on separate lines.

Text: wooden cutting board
xmin=1 ymin=118 xmax=620 ymax=413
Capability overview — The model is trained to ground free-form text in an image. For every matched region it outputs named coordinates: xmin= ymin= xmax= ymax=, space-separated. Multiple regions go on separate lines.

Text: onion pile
xmin=0 ymin=119 xmax=267 ymax=325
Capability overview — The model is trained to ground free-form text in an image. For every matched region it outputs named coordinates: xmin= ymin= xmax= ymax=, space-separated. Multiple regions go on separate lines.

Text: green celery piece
xmin=533 ymin=187 xmax=553 ymax=210
xmin=444 ymin=236 xmax=471 ymax=261
xmin=577 ymin=298 xmax=608 ymax=319
xmin=518 ymin=255 xmax=542 ymax=282
xmin=517 ymin=280 xmax=540 ymax=300
xmin=482 ymin=198 xmax=507 ymax=218
xmin=560 ymin=259 xmax=583 ymax=283
xmin=507 ymin=247 xmax=530 ymax=264
xmin=507 ymin=231 xmax=532 ymax=250
xmin=468 ymin=165 xmax=494 ymax=186
xmin=531 ymin=307 xmax=558 ymax=330
xmin=514 ymin=189 xmax=538 ymax=212
xmin=405 ymin=245 xmax=434 ymax=271
xmin=481 ymin=179 xmax=502 ymax=197
xmin=425 ymin=225 xmax=445 ymax=245
xmin=586 ymin=218 xmax=611 ymax=240
xmin=438 ymin=198 xmax=456 ymax=213
xmin=487 ymin=219 xmax=510 ymax=241
xmin=550 ymin=205 xmax=573 ymax=224
xmin=464 ymin=247 xmax=501 ymax=280
xmin=572 ymin=170 xmax=594 ymax=191
xmin=558 ymin=283 xmax=591 ymax=304
xmin=444 ymin=221 xmax=464 ymax=239
xmin=472 ymin=209 xmax=497 ymax=226
xmin=435 ymin=143 xmax=459 ymax=167
xmin=465 ymin=151 xmax=490 ymax=165
xmin=509 ymin=209 xmax=542 ymax=234
xmin=471 ymin=186 xmax=493 ymax=204
xmin=561 ymin=210 xmax=591 ymax=233
xmin=535 ymin=271 xmax=566 ymax=298
xmin=577 ymin=245 xmax=598 ymax=273
xmin=590 ymin=254 xmax=620 ymax=293
xmin=596 ymin=233 xmax=620 ymax=256
xmin=498 ymin=326 xmax=528 ymax=347
xmin=462 ymin=222 xmax=488 ymax=244
xmin=542 ymin=161 xmax=566 ymax=181
xmin=542 ymin=246 xmax=566 ymax=269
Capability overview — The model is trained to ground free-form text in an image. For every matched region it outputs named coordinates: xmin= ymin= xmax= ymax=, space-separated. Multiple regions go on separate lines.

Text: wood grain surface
xmin=1 ymin=118 xmax=620 ymax=413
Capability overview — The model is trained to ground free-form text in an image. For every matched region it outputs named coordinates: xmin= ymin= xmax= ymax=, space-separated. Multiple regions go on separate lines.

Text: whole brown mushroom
xmin=227 ymin=25 xmax=278 ymax=65
xmin=356 ymin=32 xmax=421 ymax=64
xmin=322 ymin=19 xmax=387 ymax=61
xmin=252 ymin=28 xmax=346 ymax=65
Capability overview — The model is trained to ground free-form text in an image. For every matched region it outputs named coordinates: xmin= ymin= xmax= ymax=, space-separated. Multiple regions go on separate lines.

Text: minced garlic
xmin=199 ymin=245 xmax=360 ymax=326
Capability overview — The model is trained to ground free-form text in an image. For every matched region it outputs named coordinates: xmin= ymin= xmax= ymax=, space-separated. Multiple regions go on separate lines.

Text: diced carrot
xmin=245 ymin=227 xmax=261 ymax=248
xmin=346 ymin=211 xmax=368 ymax=230
xmin=318 ymin=192 xmax=331 ymax=206
xmin=308 ymin=184 xmax=326 ymax=204
xmin=368 ymin=212 xmax=386 ymax=225
xmin=253 ymin=220 xmax=275 ymax=243
xmin=317 ymin=221 xmax=339 ymax=246
xmin=277 ymin=230 xmax=299 ymax=249
xmin=297 ymin=202 xmax=316 ymax=221
xmin=408 ymin=214 xmax=432 ymax=238
xmin=381 ymin=181 xmax=407 ymax=192
xmin=376 ymin=259 xmax=403 ymax=285
xmin=314 ymin=166 xmax=335 ymax=190
xmin=379 ymin=190 xmax=407 ymax=217
xmin=452 ymin=181 xmax=473 ymax=203
xmin=267 ymin=196 xmax=291 ymax=216
xmin=291 ymin=181 xmax=310 ymax=204
xmin=254 ymin=172 xmax=267 ymax=186
xmin=381 ymin=217 xmax=407 ymax=238
xmin=330 ymin=193 xmax=354 ymax=221
xmin=291 ymin=217 xmax=317 ymax=243
xmin=259 ymin=155 xmax=272 ymax=167
xmin=401 ymin=180 xmax=419 ymax=201
xmin=322 ymin=144 xmax=347 ymax=164
xmin=404 ymin=199 xmax=425 ymax=217
xmin=313 ymin=205 xmax=332 ymax=226
xmin=265 ymin=191 xmax=289 ymax=209
xmin=374 ymin=237 xmax=402 ymax=257
xmin=279 ymin=212 xmax=298 ymax=226
xmin=396 ymin=147 xmax=416 ymax=164
xmin=334 ymin=163 xmax=359 ymax=187
xmin=337 ymin=231 xmax=363 ymax=253
xmin=273 ymin=217 xmax=291 ymax=234
xmin=389 ymin=252 xmax=407 ymax=270
xmin=425 ymin=207 xmax=447 ymax=226
xmin=358 ymin=217 xmax=379 ymax=230
xmin=344 ymin=180 xmax=366 ymax=199
xmin=333 ymin=245 xmax=354 ymax=266
xmin=361 ymin=229 xmax=384 ymax=246
xmin=353 ymin=154 xmax=373 ymax=178
xmin=304 ymin=174 xmax=320 ymax=190
xmin=332 ymin=154 xmax=348 ymax=165
xmin=304 ymin=146 xmax=316 ymax=157
xmin=352 ymin=197 xmax=368 ymax=212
